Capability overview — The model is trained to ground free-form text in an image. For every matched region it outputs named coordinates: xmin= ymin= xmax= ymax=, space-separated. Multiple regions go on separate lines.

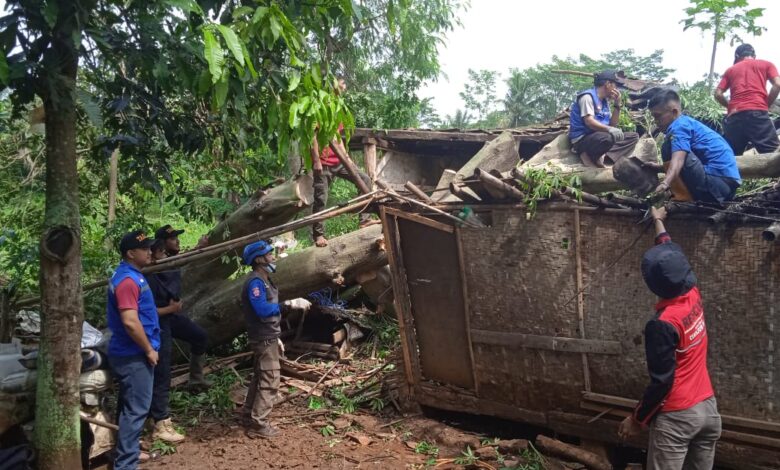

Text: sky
xmin=420 ymin=0 xmax=780 ymax=118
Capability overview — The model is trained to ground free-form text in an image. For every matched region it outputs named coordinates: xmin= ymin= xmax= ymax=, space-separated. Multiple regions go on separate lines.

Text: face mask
xmin=263 ymin=263 xmax=277 ymax=274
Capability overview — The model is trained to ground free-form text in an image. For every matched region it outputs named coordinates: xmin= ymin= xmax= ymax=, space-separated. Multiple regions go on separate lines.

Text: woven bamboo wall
xmin=459 ymin=208 xmax=780 ymax=422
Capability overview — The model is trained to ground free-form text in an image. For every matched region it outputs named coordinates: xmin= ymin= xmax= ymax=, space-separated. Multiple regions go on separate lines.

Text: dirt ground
xmin=140 ymin=402 xmax=543 ymax=470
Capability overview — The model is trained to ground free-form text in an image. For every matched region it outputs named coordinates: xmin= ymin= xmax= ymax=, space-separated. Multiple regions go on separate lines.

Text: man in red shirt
xmin=310 ymin=78 xmax=375 ymax=247
xmin=714 ymin=44 xmax=780 ymax=155
xmin=618 ymin=207 xmax=721 ymax=469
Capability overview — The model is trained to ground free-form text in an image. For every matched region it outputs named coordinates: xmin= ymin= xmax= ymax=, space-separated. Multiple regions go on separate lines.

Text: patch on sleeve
xmin=251 ymin=286 xmax=261 ymax=298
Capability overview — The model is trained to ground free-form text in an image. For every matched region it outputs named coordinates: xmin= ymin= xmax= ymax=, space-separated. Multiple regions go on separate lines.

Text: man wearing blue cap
xmin=569 ymin=70 xmax=639 ymax=168
xmin=107 ymin=230 xmax=160 ymax=470
xmin=618 ymin=207 xmax=721 ymax=469
xmin=238 ymin=240 xmax=311 ymax=438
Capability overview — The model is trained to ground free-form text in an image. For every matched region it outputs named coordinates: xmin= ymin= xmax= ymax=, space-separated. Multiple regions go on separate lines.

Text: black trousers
xmin=574 ymin=131 xmax=640 ymax=164
xmin=724 ymin=110 xmax=780 ymax=155
xmin=150 ymin=314 xmax=209 ymax=421
xmin=312 ymin=163 xmax=372 ymax=239
xmin=680 ymin=153 xmax=739 ymax=204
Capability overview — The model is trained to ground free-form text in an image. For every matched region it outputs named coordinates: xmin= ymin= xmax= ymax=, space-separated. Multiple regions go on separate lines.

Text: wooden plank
xmin=470 ymin=329 xmax=622 ymax=355
xmin=456 ymin=227 xmax=479 ymax=396
xmin=417 ymin=383 xmax=547 ymax=426
xmin=379 ymin=208 xmax=421 ymax=395
xmin=573 ymin=209 xmax=591 ymax=391
xmin=351 ymin=128 xmax=567 ymax=145
xmin=582 ymin=391 xmax=780 ymax=435
xmin=383 ymin=206 xmax=454 ymax=233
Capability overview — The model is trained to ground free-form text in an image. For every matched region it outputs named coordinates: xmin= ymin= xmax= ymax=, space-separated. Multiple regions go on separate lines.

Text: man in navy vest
xmin=107 ymin=230 xmax=160 ymax=470
xmin=569 ymin=70 xmax=639 ymax=167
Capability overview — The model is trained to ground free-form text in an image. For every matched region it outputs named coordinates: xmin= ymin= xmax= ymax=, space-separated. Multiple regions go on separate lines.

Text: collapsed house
xmin=348 ymin=124 xmax=780 ymax=469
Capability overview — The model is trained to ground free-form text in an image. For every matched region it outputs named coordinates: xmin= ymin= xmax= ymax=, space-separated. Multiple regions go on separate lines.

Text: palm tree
xmin=441 ymin=109 xmax=473 ymax=130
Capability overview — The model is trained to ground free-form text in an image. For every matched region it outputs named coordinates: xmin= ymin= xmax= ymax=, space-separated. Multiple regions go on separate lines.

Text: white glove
xmin=283 ymin=298 xmax=312 ymax=310
xmin=277 ymin=338 xmax=285 ymax=355
xmin=607 ymin=126 xmax=625 ymax=142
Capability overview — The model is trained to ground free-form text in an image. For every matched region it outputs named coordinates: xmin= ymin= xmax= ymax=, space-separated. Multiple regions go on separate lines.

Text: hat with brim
xmin=119 ymin=230 xmax=155 ymax=256
xmin=155 ymin=224 xmax=185 ymax=240
xmin=594 ymin=70 xmax=627 ymax=88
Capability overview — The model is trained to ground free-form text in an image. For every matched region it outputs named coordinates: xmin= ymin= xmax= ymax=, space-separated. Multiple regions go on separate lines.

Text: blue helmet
xmin=242 ymin=240 xmax=273 ymax=266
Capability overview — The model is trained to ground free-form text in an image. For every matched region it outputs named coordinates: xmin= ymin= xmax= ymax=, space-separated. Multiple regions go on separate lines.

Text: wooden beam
xmin=363 ymin=140 xmax=377 ymax=181
xmin=582 ymin=391 xmax=780 ymax=435
xmin=470 ymin=329 xmax=622 ymax=354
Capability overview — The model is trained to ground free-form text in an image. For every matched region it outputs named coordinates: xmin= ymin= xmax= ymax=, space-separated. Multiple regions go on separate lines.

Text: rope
xmin=308 ymin=287 xmax=347 ymax=310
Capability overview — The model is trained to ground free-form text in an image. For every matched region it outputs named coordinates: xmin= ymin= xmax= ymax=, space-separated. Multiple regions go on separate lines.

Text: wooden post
xmin=363 ymin=138 xmax=377 ymax=182
xmin=574 ymin=209 xmax=591 ymax=392
xmin=0 ymin=287 xmax=10 ymax=343
xmin=456 ymin=227 xmax=479 ymax=396
xmin=107 ymin=146 xmax=120 ymax=227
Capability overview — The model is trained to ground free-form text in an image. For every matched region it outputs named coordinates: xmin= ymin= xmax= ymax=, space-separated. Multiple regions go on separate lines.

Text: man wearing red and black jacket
xmin=618 ymin=206 xmax=721 ymax=469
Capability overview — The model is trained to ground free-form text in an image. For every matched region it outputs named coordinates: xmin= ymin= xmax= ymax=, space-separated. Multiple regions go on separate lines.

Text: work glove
xmin=283 ymin=298 xmax=312 ymax=311
xmin=607 ymin=126 xmax=625 ymax=143
xmin=277 ymin=338 xmax=285 ymax=355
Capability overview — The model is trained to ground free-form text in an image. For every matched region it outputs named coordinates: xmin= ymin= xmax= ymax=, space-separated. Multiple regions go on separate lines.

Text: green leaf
xmin=287 ymin=70 xmax=301 ymax=92
xmin=217 ymin=25 xmax=244 ymax=66
xmin=252 ymin=6 xmax=269 ymax=24
xmin=42 ymin=0 xmax=58 ymax=29
xmin=203 ymin=28 xmax=224 ymax=84
xmin=164 ymin=0 xmax=203 ymax=15
xmin=76 ymin=88 xmax=102 ymax=128
xmin=0 ymin=54 xmax=8 ymax=85
xmin=232 ymin=6 xmax=254 ymax=19
xmin=213 ymin=78 xmax=229 ymax=109
xmin=197 ymin=69 xmax=211 ymax=95
xmin=241 ymin=43 xmax=258 ymax=80
xmin=289 ymin=102 xmax=300 ymax=129
xmin=269 ymin=16 xmax=282 ymax=42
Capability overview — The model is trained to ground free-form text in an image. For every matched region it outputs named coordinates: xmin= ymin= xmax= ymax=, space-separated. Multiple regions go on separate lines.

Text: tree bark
xmin=522 ymin=134 xmax=780 ymax=194
xmin=107 ymin=146 xmax=119 ymax=226
xmin=34 ymin=7 xmax=84 ymax=467
xmin=708 ymin=21 xmax=720 ymax=85
xmin=187 ymin=224 xmax=387 ymax=347
xmin=181 ymin=175 xmax=314 ymax=304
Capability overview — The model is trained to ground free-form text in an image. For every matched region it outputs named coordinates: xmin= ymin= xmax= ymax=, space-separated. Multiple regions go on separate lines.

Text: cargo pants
xmin=241 ymin=339 xmax=281 ymax=425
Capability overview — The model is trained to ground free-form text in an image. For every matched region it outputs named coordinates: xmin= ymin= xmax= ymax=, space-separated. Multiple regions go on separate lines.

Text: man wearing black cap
xmin=715 ymin=44 xmax=780 ymax=155
xmin=568 ymin=70 xmax=640 ymax=168
xmin=618 ymin=207 xmax=721 ymax=469
xmin=152 ymin=225 xmax=210 ymax=391
xmin=107 ymin=231 xmax=160 ymax=470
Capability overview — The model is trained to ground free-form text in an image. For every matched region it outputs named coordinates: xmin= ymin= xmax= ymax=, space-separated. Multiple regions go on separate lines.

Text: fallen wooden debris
xmin=535 ymin=435 xmax=611 ymax=470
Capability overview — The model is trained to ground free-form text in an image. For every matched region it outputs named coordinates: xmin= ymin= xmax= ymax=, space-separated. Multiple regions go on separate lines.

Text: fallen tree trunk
xmin=182 ymin=175 xmax=313 ymax=303
xmin=188 ymin=224 xmax=387 ymax=347
xmin=523 ymin=134 xmax=780 ymax=194
xmin=441 ymin=131 xmax=520 ymax=202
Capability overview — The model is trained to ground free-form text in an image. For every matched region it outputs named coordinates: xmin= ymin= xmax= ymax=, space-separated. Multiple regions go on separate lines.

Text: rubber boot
xmin=188 ymin=353 xmax=212 ymax=391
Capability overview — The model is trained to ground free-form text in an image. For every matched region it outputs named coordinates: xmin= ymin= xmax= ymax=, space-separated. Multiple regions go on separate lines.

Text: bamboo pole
xmin=474 ymin=168 xmax=525 ymax=201
xmin=376 ymin=180 xmax=481 ymax=228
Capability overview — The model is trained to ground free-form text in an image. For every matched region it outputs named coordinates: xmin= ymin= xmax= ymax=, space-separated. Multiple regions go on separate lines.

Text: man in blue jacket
xmin=647 ymin=89 xmax=741 ymax=203
xmin=569 ymin=70 xmax=639 ymax=167
xmin=107 ymin=231 xmax=160 ymax=470
xmin=238 ymin=240 xmax=310 ymax=438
